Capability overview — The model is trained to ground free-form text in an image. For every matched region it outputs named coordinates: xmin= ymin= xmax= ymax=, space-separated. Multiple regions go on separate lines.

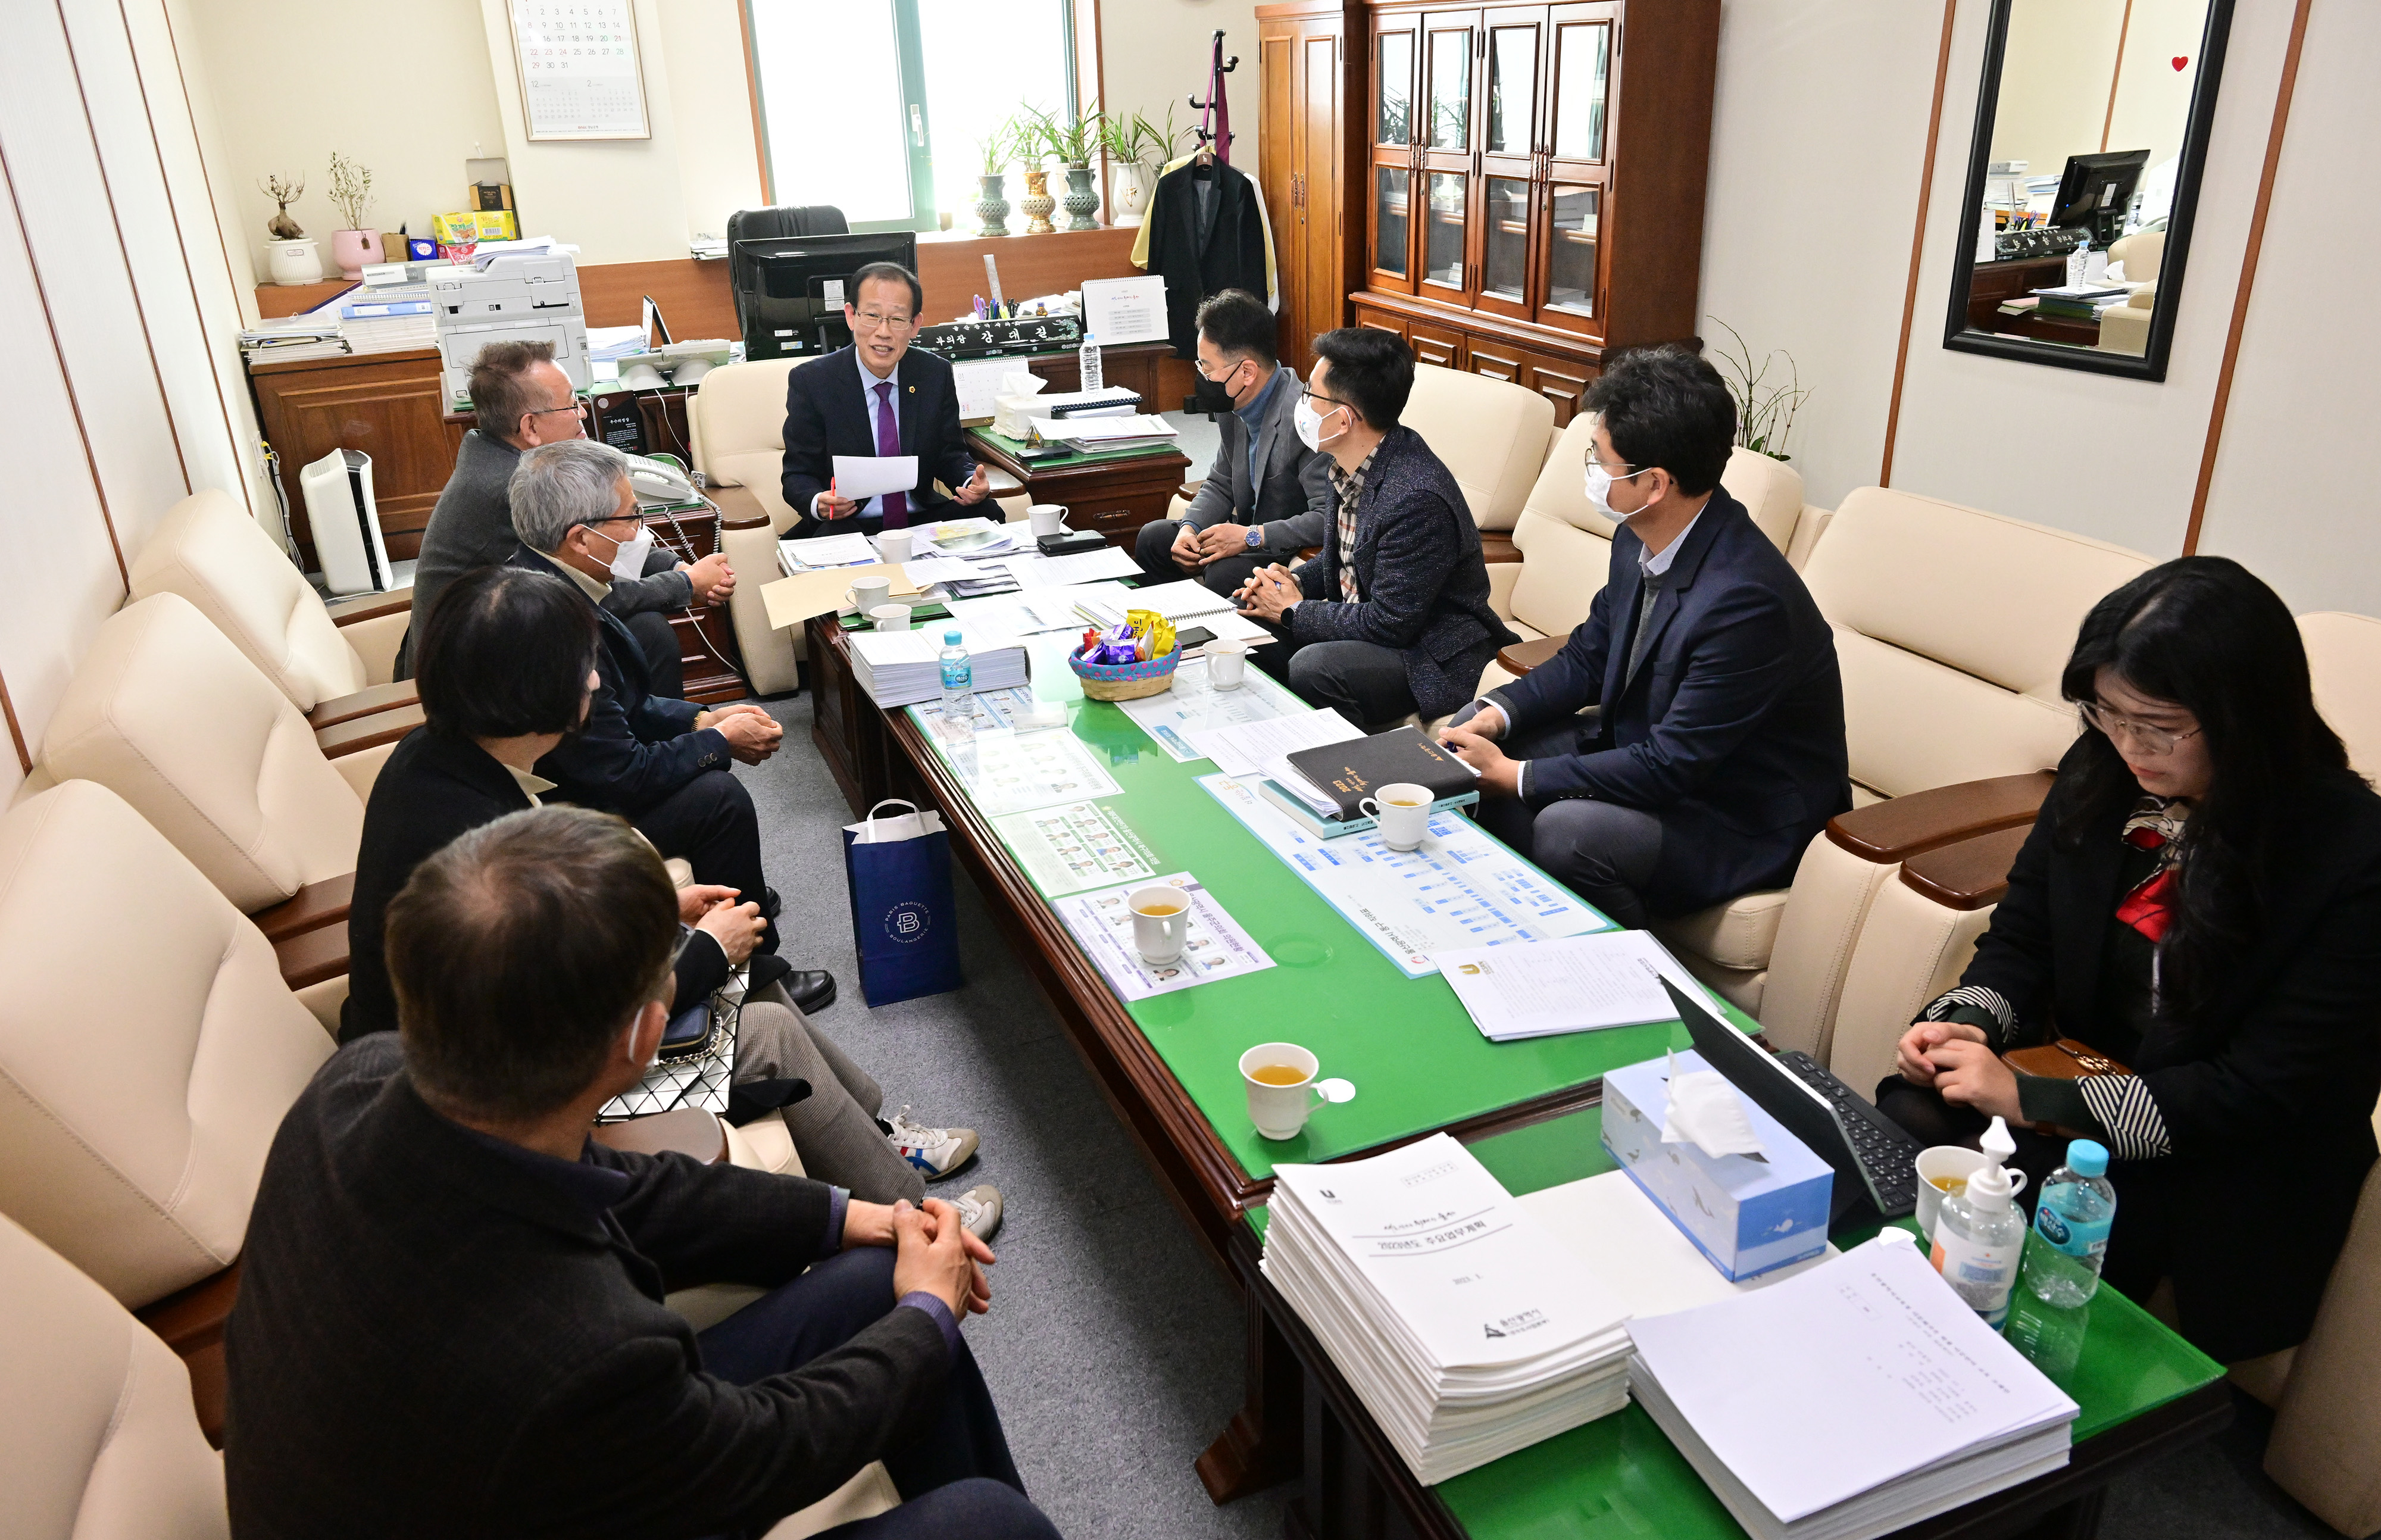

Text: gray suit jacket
xmin=1180 ymin=366 xmax=1333 ymax=558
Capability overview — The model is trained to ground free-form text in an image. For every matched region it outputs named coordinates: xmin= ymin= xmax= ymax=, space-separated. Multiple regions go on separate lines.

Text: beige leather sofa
xmin=2093 ymin=230 xmax=2164 ymax=357
xmin=690 ymin=357 xmax=809 ymax=696
xmin=0 ymin=1211 xmax=229 ymax=1540
xmin=128 ymin=489 xmax=425 ymax=751
xmin=1402 ymin=364 xmax=1557 ymax=534
xmin=1759 ymin=491 xmax=2151 ymax=1071
xmin=36 ymin=592 xmax=373 ymax=1010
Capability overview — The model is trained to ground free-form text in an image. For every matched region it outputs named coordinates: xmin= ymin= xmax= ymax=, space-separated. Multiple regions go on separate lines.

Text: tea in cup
xmin=1238 ymin=1042 xmax=1357 ymax=1140
xmin=1913 ymin=1145 xmax=1992 ymax=1237
xmin=1206 ymin=637 xmax=1249 ymax=689
xmin=1129 ymin=885 xmax=1189 ymax=964
xmin=1359 ymin=782 xmax=1433 ymax=851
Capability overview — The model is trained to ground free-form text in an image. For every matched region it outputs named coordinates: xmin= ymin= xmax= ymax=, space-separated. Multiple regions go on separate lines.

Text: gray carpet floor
xmin=735 ymin=689 xmax=2351 ymax=1540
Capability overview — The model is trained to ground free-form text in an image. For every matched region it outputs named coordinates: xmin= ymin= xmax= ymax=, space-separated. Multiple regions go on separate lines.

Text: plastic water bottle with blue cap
xmin=2027 ymin=1139 xmax=2116 ymax=1308
xmin=938 ymin=630 xmax=974 ymax=745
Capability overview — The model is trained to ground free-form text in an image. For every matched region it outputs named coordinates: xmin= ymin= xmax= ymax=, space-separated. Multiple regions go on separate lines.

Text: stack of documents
xmin=780 ymin=533 xmax=882 ymax=571
xmin=1264 ymin=1135 xmax=1635 ymax=1484
xmin=845 ymin=621 xmax=1029 ymax=708
xmin=1029 ymin=413 xmax=1178 ymax=451
xmin=1628 ymin=1238 xmax=2079 ymax=1540
xmin=1076 ymin=579 xmax=1269 ymax=642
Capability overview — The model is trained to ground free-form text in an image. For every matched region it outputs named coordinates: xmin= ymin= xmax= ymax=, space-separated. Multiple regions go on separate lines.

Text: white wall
xmin=185 ymin=0 xmax=504 ymax=274
xmin=0 ymin=0 xmax=266 ymax=793
xmin=1991 ymin=0 xmax=2127 ymax=180
xmin=1095 ymin=0 xmax=1263 ymax=171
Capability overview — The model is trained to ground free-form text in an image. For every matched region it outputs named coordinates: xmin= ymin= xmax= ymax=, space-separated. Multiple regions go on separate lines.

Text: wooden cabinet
xmin=1259 ymin=2 xmax=1367 ymax=378
xmin=1289 ymin=0 xmax=1716 ymax=421
xmin=249 ymin=348 xmax=465 ymax=567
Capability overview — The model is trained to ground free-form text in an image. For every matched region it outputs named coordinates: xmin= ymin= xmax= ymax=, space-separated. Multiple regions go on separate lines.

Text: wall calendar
xmin=508 ymin=0 xmax=651 ymax=141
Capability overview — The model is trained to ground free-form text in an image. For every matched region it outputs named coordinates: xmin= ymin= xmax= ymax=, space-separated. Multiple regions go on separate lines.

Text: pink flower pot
xmin=329 ymin=229 xmax=380 ymax=278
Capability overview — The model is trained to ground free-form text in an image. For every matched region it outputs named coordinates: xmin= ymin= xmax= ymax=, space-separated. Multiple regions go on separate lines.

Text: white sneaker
xmin=887 ymin=1106 xmax=979 ymax=1180
xmin=955 ymin=1183 xmax=1004 ymax=1242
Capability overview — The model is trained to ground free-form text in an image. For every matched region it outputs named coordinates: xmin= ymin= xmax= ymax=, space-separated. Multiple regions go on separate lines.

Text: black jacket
xmin=1956 ymin=742 xmax=2381 ymax=1361
xmin=339 ymin=726 xmax=733 ymax=1044
xmin=1484 ymin=492 xmax=1851 ymax=916
xmin=1145 ymin=159 xmax=1270 ymax=356
xmin=510 ymin=547 xmax=730 ymax=814
xmin=223 ymin=1036 xmax=950 ymax=1539
xmin=1178 ymin=366 xmax=1332 ymax=559
xmin=1287 ymin=424 xmax=1518 ymax=721
xmin=779 ymin=345 xmax=976 ymax=538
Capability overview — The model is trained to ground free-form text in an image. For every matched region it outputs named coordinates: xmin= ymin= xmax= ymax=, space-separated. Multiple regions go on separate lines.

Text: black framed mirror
xmin=1942 ymin=0 xmax=2235 ymax=382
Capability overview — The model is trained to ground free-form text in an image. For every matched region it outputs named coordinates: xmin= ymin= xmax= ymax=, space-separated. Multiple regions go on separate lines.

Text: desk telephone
xmin=626 ymin=453 xmax=699 ymax=508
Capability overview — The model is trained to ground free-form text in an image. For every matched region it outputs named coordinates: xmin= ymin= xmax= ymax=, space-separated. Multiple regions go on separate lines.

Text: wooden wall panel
xmin=250 ymin=353 xmax=458 ymax=564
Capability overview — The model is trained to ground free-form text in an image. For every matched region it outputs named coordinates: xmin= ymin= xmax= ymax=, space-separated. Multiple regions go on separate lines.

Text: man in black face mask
xmin=1133 ymin=289 xmax=1333 ymax=596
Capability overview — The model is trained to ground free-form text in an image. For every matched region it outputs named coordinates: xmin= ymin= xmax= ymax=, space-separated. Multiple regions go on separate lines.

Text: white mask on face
xmin=589 ymin=523 xmax=655 ymax=581
xmin=1294 ymin=395 xmax=1345 ymax=452
xmin=1583 ymin=459 xmax=1654 ymax=518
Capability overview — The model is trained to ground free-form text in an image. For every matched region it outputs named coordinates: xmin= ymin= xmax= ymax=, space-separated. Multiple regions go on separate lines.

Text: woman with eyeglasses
xmin=1876 ymin=557 xmax=2381 ymax=1364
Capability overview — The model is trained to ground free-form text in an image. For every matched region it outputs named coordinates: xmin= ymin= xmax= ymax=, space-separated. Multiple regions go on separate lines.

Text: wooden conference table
xmin=799 ymin=611 xmax=2229 ymax=1538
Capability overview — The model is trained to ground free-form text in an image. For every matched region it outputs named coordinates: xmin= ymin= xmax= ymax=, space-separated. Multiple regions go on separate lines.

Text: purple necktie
xmin=873 ymin=380 xmax=908 ymax=529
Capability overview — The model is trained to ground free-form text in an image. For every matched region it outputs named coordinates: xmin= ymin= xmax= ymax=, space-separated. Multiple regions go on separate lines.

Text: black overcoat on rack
xmin=1144 ymin=158 xmax=1271 ymax=356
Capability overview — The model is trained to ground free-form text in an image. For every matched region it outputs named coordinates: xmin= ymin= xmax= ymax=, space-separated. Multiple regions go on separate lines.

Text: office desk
xmin=965 ymin=429 xmax=1193 ymax=549
xmin=1251 ymin=1102 xmax=2230 ymax=1540
xmin=799 ymin=613 xmax=1773 ymax=1498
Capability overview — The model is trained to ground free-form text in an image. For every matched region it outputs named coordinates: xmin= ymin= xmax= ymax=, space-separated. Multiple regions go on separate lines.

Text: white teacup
xmin=868 ymin=603 xmax=913 ymax=632
xmin=1029 ymin=503 xmax=1068 ymax=538
xmin=1913 ymin=1145 xmax=1992 ymax=1238
xmin=1206 ymin=637 xmax=1248 ymax=689
xmin=1129 ymin=885 xmax=1189 ymax=964
xmin=877 ymin=528 xmax=915 ymax=563
xmin=1360 ymin=782 xmax=1433 ymax=851
xmin=846 ymin=576 xmax=892 ymax=615
xmin=1239 ymin=1042 xmax=1358 ymax=1141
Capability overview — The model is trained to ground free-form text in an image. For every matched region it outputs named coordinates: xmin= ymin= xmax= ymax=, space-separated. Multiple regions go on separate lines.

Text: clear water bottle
xmin=2026 ymin=1139 xmax=2116 ymax=1307
xmin=2004 ymin=1236 xmax=2090 ymax=1376
xmin=938 ymin=630 xmax=974 ymax=744
xmin=1078 ymin=330 xmax=1102 ymax=392
xmin=2066 ymin=233 xmax=2091 ymax=287
xmin=1930 ymin=1116 xmax=2029 ymax=1329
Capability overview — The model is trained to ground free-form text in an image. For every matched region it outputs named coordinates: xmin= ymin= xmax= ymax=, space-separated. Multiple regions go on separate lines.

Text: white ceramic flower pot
xmin=267 ymin=238 xmax=325 ymax=286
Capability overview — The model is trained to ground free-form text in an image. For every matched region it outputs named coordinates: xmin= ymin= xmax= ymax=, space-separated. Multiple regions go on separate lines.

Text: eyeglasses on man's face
xmin=1196 ymin=353 xmax=1251 ymax=382
xmin=850 ymin=308 xmax=915 ymax=335
xmin=2080 ymin=699 xmax=2204 ymax=757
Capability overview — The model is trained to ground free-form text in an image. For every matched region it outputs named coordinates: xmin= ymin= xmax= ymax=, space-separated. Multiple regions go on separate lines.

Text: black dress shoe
xmin=785 ymin=969 xmax=837 ymax=1014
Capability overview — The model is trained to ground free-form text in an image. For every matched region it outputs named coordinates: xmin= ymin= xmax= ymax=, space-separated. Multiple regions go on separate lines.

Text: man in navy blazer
xmin=1439 ymin=348 xmax=1848 ymax=928
xmin=780 ymin=263 xmax=991 ymax=539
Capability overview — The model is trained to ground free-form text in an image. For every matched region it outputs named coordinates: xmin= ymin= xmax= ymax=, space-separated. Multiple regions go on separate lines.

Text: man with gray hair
xmin=507 ymin=439 xmax=836 ymax=1014
xmin=399 ymin=338 xmax=735 ymax=691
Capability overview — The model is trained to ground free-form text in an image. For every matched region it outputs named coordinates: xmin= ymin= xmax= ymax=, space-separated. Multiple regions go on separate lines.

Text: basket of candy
xmin=1069 ymin=610 xmax=1181 ymax=701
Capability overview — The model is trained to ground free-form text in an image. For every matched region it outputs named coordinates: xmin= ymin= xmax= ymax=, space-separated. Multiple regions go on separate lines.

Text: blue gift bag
xmin=841 ymin=799 xmax=964 ymax=1006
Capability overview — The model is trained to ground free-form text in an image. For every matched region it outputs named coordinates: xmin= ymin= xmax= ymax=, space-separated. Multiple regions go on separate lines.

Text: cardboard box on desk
xmin=1601 ymin=1050 xmax=1832 ymax=1283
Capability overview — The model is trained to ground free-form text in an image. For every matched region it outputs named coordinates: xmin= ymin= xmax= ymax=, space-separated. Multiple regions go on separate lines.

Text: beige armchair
xmin=128 ymin=489 xmax=423 ymax=742
xmin=0 ymin=1211 xmax=229 ymax=1540
xmin=689 ymin=357 xmax=808 ymax=696
xmin=1759 ymin=490 xmax=2151 ymax=1069
xmin=1401 ymin=364 xmax=1555 ymax=533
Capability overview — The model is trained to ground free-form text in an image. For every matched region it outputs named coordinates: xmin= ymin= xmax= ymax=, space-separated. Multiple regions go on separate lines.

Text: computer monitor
xmin=733 ymin=230 xmax=920 ymax=361
xmin=2049 ymin=149 xmax=2150 ymax=245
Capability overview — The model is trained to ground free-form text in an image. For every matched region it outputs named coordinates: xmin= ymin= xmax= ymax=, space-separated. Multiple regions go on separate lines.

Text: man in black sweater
xmin=401 ymin=338 xmax=736 ymax=689
xmin=224 ymin=806 xmax=1054 ymax=1540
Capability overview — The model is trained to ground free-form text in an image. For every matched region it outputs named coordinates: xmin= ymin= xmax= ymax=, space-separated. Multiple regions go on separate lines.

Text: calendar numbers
xmin=511 ymin=0 xmax=649 ymax=139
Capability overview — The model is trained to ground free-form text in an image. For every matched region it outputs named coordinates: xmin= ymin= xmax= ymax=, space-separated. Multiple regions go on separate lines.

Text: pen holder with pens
xmin=1069 ymin=644 xmax=1180 ymax=701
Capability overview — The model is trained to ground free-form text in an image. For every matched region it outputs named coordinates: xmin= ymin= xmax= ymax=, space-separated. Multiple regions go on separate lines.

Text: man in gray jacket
xmin=1133 ymin=289 xmax=1332 ymax=596
xmin=398 ymin=339 xmax=734 ymax=687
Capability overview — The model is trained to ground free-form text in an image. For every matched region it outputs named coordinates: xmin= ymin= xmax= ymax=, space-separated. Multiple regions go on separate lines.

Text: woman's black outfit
xmin=1878 ymin=740 xmax=2381 ymax=1363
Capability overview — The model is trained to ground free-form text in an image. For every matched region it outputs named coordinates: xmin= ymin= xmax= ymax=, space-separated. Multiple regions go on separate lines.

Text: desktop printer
xmin=432 ymin=251 xmax=590 ymax=408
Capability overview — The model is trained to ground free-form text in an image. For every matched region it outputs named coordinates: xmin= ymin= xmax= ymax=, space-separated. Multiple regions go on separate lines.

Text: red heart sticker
xmin=2172 ymin=55 xmax=2189 ymax=70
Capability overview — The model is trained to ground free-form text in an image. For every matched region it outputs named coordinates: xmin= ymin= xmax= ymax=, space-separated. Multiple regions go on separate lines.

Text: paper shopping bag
xmin=841 ymin=799 xmax=964 ymax=1006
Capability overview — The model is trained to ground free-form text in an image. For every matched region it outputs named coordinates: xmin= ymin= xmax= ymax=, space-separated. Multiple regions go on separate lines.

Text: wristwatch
xmin=1245 ymin=526 xmax=1265 ymax=550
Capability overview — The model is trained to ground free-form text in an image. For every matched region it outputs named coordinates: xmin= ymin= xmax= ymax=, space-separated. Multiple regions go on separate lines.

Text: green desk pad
xmin=911 ymin=639 xmax=1760 ymax=1183
xmin=1271 ymin=1104 xmax=2224 ymax=1540
xmin=968 ymin=426 xmax=1190 ymax=470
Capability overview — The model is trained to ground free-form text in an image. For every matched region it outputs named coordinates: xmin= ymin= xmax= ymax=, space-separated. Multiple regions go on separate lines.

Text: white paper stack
xmin=1263 ymin=1135 xmax=1635 ymax=1484
xmin=1627 ymin=1238 xmax=2080 ymax=1540
xmin=846 ymin=621 xmax=1029 ymax=708
xmin=1030 ymin=413 xmax=1178 ymax=450
xmin=1075 ymin=579 xmax=1271 ymax=642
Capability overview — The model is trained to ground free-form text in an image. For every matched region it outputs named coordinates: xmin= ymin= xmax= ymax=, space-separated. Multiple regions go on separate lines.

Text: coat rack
xmin=1187 ymin=30 xmax=1237 ymax=164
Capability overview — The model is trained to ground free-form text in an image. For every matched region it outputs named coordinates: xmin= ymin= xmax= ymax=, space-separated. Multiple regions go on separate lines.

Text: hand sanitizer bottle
xmin=1930 ymin=1116 xmax=2030 ymax=1329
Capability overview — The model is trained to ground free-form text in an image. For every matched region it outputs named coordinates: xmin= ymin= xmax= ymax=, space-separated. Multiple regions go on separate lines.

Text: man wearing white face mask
xmin=402 ymin=339 xmax=736 ymax=693
xmin=504 ymin=442 xmax=835 ymax=1010
xmin=1437 ymin=346 xmax=1847 ymax=929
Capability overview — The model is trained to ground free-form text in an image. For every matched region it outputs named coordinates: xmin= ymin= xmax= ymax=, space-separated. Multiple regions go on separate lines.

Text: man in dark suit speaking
xmin=1438 ymin=346 xmax=1849 ymax=929
xmin=781 ymin=262 xmax=992 ymax=539
xmin=1135 ymin=288 xmax=1332 ymax=595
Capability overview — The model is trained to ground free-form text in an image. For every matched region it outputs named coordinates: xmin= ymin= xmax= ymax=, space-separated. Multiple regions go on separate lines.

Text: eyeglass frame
xmin=2079 ymin=698 xmax=2205 ymax=757
xmin=1195 ymin=352 xmax=1257 ymax=383
xmin=846 ymin=306 xmax=917 ymax=335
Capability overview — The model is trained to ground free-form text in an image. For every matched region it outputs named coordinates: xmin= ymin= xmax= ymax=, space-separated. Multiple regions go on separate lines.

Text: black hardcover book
xmin=1282 ymin=726 xmax=1479 ymax=820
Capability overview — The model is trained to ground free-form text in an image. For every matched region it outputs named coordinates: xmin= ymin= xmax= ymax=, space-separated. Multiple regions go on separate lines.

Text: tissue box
xmin=1601 ymin=1049 xmax=1832 ymax=1280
